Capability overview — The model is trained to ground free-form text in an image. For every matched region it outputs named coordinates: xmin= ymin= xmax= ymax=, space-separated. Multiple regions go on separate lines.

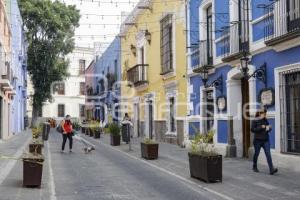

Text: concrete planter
xmin=23 ymin=154 xmax=44 ymax=187
xmin=110 ymin=135 xmax=120 ymax=146
xmin=188 ymin=153 xmax=222 ymax=183
xmin=141 ymin=143 xmax=159 ymax=160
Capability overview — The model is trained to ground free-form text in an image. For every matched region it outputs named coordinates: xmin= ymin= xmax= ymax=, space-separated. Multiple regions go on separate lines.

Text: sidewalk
xmin=89 ymin=134 xmax=300 ymax=200
xmin=0 ymin=129 xmax=52 ymax=200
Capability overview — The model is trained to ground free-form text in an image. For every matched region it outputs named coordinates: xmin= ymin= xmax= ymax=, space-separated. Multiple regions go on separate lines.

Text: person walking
xmin=61 ymin=115 xmax=73 ymax=153
xmin=251 ymin=109 xmax=278 ymax=175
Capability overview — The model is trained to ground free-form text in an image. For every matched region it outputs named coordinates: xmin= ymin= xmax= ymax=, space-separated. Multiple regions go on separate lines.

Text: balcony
xmin=127 ymin=64 xmax=149 ymax=87
xmin=264 ymin=0 xmax=300 ymax=46
xmin=221 ymin=22 xmax=249 ymax=62
xmin=192 ymin=40 xmax=214 ymax=73
xmin=0 ymin=62 xmax=13 ymax=91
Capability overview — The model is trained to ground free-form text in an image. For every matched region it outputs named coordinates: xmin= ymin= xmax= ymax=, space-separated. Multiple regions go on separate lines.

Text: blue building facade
xmin=10 ymin=0 xmax=27 ymax=134
xmin=93 ymin=37 xmax=121 ymax=123
xmin=187 ymin=0 xmax=300 ymax=158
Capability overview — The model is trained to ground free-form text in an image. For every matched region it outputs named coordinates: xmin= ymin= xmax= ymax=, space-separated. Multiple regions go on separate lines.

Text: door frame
xmin=227 ymin=65 xmax=256 ymax=157
xmin=275 ymin=62 xmax=300 ymax=153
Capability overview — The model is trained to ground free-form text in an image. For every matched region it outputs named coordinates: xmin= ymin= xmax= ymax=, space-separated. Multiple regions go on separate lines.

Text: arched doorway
xmin=227 ymin=65 xmax=256 ymax=158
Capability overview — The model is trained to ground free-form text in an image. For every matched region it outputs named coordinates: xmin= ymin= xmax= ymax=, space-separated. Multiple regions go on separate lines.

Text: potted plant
xmin=109 ymin=123 xmax=120 ymax=146
xmin=81 ymin=121 xmax=87 ymax=134
xmin=90 ymin=120 xmax=101 ymax=139
xmin=22 ymin=153 xmax=44 ymax=187
xmin=141 ymin=138 xmax=159 ymax=160
xmin=72 ymin=120 xmax=81 ymax=131
xmin=30 ymin=126 xmax=43 ymax=153
xmin=88 ymin=121 xmax=95 ymax=137
xmin=188 ymin=130 xmax=222 ymax=183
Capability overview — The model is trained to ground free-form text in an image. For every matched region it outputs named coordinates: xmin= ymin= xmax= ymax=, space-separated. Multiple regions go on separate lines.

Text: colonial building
xmin=90 ymin=37 xmax=121 ymax=123
xmin=0 ymin=0 xmax=13 ymax=139
xmin=120 ymin=0 xmax=187 ymax=145
xmin=10 ymin=0 xmax=28 ymax=135
xmin=85 ymin=59 xmax=95 ymax=120
xmin=42 ymin=47 xmax=94 ymax=120
xmin=186 ymin=0 xmax=300 ymax=162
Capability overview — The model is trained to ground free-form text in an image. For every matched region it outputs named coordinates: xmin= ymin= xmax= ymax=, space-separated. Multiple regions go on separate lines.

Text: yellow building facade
xmin=120 ymin=0 xmax=187 ymax=145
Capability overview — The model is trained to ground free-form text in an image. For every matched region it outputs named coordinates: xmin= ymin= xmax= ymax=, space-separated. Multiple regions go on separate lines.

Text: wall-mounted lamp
xmin=145 ymin=30 xmax=151 ymax=44
xmin=240 ymin=51 xmax=267 ymax=86
xmin=200 ymin=69 xmax=223 ymax=93
xmin=130 ymin=44 xmax=136 ymax=56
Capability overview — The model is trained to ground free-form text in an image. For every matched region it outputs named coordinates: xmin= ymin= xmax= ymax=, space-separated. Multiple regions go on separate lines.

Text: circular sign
xmin=259 ymin=88 xmax=275 ymax=108
xmin=217 ymin=96 xmax=227 ymax=111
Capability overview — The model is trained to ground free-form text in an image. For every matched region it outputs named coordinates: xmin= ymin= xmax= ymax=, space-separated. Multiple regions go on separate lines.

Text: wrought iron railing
xmin=127 ymin=64 xmax=149 ymax=86
xmin=264 ymin=0 xmax=300 ymax=43
xmin=1 ymin=63 xmax=13 ymax=83
xmin=199 ymin=40 xmax=213 ymax=68
xmin=221 ymin=22 xmax=249 ymax=61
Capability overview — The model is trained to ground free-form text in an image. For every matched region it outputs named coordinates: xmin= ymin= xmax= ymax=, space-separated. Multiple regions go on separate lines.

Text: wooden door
xmin=242 ymin=78 xmax=250 ymax=157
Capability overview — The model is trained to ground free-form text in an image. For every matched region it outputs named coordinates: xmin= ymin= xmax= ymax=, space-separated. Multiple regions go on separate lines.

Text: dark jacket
xmin=251 ymin=118 xmax=271 ymax=141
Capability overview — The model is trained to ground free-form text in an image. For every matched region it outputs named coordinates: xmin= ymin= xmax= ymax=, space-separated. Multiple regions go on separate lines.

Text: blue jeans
xmin=253 ymin=139 xmax=274 ymax=171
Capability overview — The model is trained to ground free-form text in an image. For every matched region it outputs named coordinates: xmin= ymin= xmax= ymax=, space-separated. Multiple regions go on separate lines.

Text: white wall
xmin=41 ymin=47 xmax=94 ymax=119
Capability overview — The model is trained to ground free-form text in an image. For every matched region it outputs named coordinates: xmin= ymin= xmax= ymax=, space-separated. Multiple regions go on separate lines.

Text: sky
xmin=62 ymin=0 xmax=138 ymax=56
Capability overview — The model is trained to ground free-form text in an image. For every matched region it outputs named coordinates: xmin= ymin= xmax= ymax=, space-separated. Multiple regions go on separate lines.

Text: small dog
xmin=83 ymin=147 xmax=95 ymax=153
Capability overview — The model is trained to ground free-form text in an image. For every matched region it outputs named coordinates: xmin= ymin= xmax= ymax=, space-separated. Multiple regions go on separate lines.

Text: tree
xmin=19 ymin=0 xmax=80 ymax=126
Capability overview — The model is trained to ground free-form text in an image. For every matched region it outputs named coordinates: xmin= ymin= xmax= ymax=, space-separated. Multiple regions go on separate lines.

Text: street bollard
xmin=42 ymin=122 xmax=51 ymax=141
xmin=226 ymin=116 xmax=237 ymax=157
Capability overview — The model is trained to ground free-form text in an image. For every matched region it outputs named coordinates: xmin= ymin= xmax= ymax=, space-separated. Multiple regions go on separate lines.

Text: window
xmin=79 ymin=82 xmax=85 ymax=95
xmin=79 ymin=104 xmax=85 ymax=117
xmin=79 ymin=59 xmax=86 ymax=75
xmin=169 ymin=97 xmax=176 ymax=132
xmin=53 ymin=83 xmax=65 ymax=95
xmin=160 ymin=14 xmax=173 ymax=74
xmin=58 ymin=104 xmax=65 ymax=117
xmin=280 ymin=70 xmax=300 ymax=153
xmin=206 ymin=5 xmax=213 ymax=65
xmin=204 ymin=90 xmax=214 ymax=133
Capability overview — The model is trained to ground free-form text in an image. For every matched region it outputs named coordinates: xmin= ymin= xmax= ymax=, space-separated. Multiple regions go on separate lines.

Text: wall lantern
xmin=145 ymin=30 xmax=151 ymax=44
xmin=130 ymin=44 xmax=136 ymax=56
xmin=199 ymin=67 xmax=223 ymax=93
xmin=240 ymin=51 xmax=267 ymax=86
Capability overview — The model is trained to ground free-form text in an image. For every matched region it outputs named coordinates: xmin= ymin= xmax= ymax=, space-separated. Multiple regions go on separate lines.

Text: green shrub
xmin=190 ymin=130 xmax=217 ymax=156
xmin=108 ymin=123 xmax=120 ymax=136
xmin=72 ymin=120 xmax=81 ymax=130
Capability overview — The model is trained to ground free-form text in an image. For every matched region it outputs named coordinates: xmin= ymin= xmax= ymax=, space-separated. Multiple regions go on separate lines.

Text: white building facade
xmin=42 ymin=47 xmax=94 ymax=120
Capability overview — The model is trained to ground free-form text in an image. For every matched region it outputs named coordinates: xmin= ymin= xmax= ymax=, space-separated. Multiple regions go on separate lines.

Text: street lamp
xmin=240 ymin=51 xmax=267 ymax=86
xmin=130 ymin=44 xmax=136 ymax=56
xmin=145 ymin=30 xmax=151 ymax=44
xmin=240 ymin=51 xmax=250 ymax=78
xmin=199 ymin=68 xmax=209 ymax=87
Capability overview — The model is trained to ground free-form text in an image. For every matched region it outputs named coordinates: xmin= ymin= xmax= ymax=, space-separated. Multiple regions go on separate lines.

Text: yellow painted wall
xmin=121 ymin=0 xmax=187 ymax=122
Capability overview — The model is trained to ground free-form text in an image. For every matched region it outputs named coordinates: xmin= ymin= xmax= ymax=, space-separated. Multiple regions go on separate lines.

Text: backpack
xmin=56 ymin=122 xmax=63 ymax=133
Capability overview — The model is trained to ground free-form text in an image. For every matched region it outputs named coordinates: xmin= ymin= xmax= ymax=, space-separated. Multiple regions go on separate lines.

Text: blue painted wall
xmin=10 ymin=0 xmax=27 ymax=133
xmin=94 ymin=37 xmax=121 ymax=121
xmin=251 ymin=46 xmax=300 ymax=111
xmin=217 ymin=120 xmax=227 ymax=144
xmin=189 ymin=121 xmax=200 ymax=138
